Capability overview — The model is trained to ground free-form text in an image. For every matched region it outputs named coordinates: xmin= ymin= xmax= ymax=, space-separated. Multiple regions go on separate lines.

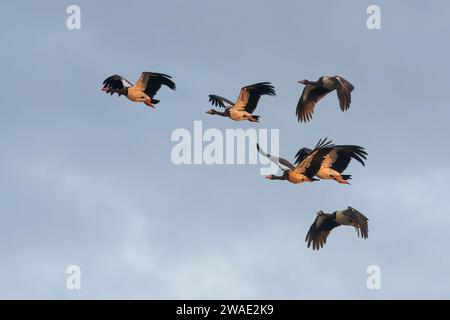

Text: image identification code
xmin=176 ymin=304 xmax=274 ymax=317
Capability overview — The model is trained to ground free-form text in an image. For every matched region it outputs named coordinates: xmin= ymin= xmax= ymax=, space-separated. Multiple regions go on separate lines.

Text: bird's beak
xmin=144 ymin=99 xmax=154 ymax=108
xmin=265 ymin=175 xmax=272 ymax=180
xmin=297 ymin=80 xmax=306 ymax=84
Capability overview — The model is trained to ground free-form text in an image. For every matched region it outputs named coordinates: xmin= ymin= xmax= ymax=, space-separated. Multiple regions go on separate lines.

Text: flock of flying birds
xmin=101 ymin=72 xmax=369 ymax=251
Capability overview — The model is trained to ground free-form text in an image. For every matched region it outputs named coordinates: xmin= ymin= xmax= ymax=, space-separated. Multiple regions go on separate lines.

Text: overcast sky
xmin=1 ymin=0 xmax=450 ymax=299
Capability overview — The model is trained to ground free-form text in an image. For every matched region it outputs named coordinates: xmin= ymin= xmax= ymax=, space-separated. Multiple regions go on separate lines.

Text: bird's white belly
xmin=321 ymin=77 xmax=335 ymax=90
xmin=229 ymin=110 xmax=249 ymax=121
xmin=127 ymin=88 xmax=144 ymax=102
xmin=288 ymin=171 xmax=306 ymax=184
xmin=316 ymin=167 xmax=340 ymax=179
xmin=335 ymin=212 xmax=351 ymax=225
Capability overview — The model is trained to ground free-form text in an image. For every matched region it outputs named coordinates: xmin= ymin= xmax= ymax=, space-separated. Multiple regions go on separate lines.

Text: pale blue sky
xmin=1 ymin=0 xmax=450 ymax=299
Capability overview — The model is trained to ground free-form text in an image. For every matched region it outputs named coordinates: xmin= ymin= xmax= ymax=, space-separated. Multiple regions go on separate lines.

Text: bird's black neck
xmin=211 ymin=109 xmax=229 ymax=117
xmin=270 ymin=171 xmax=289 ymax=180
xmin=307 ymin=80 xmax=322 ymax=86
xmin=328 ymin=212 xmax=337 ymax=220
xmin=106 ymin=87 xmax=128 ymax=96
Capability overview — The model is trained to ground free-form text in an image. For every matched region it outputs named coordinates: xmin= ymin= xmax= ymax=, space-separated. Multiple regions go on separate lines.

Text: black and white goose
xmin=294 ymin=140 xmax=367 ymax=184
xmin=102 ymin=72 xmax=176 ymax=108
xmin=305 ymin=207 xmax=369 ymax=251
xmin=207 ymin=82 xmax=275 ymax=122
xmin=257 ymin=138 xmax=334 ymax=184
xmin=296 ymin=75 xmax=354 ymax=122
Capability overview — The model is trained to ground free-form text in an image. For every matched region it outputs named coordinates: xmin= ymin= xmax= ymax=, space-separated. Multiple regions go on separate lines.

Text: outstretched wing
xmin=334 ymin=76 xmax=354 ymax=112
xmin=296 ymin=86 xmax=332 ymax=122
xmin=256 ymin=143 xmax=294 ymax=171
xmin=134 ymin=72 xmax=176 ymax=98
xmin=344 ymin=207 xmax=369 ymax=239
xmin=208 ymin=95 xmax=234 ymax=109
xmin=232 ymin=82 xmax=276 ymax=114
xmin=320 ymin=145 xmax=367 ymax=173
xmin=293 ymin=138 xmax=335 ymax=178
xmin=305 ymin=214 xmax=340 ymax=251
xmin=294 ymin=147 xmax=313 ymax=166
xmin=102 ymin=74 xmax=133 ymax=94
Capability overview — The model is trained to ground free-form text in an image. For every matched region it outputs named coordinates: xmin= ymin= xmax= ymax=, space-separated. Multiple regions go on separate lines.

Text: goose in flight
xmin=305 ymin=207 xmax=369 ymax=251
xmin=257 ymin=138 xmax=334 ymax=184
xmin=296 ymin=75 xmax=354 ymax=122
xmin=294 ymin=141 xmax=367 ymax=184
xmin=102 ymin=72 xmax=176 ymax=108
xmin=206 ymin=82 xmax=275 ymax=122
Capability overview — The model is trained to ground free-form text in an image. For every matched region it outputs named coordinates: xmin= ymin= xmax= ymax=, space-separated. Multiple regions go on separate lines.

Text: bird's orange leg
xmin=144 ymin=98 xmax=155 ymax=108
xmin=337 ymin=178 xmax=351 ymax=185
xmin=333 ymin=176 xmax=351 ymax=185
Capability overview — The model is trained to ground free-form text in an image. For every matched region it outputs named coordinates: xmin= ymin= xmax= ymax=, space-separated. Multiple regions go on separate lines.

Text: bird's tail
xmin=152 ymin=99 xmax=160 ymax=105
xmin=250 ymin=115 xmax=260 ymax=122
xmin=341 ymin=175 xmax=352 ymax=180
